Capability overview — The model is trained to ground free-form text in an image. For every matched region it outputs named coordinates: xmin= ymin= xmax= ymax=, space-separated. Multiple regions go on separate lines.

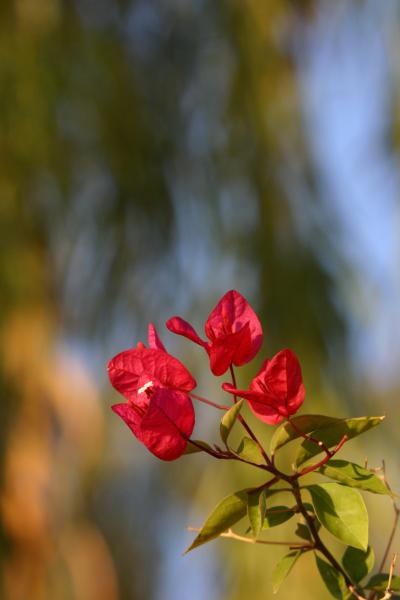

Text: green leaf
xmin=315 ymin=555 xmax=351 ymax=599
xmin=270 ymin=414 xmax=340 ymax=455
xmin=183 ymin=440 xmax=214 ymax=455
xmin=365 ymin=573 xmax=400 ymax=592
xmin=295 ymin=523 xmax=312 ymax=541
xmin=237 ymin=436 xmax=265 ymax=464
xmin=247 ymin=489 xmax=267 ymax=537
xmin=307 ymin=483 xmax=368 ymax=550
xmin=318 ymin=460 xmax=392 ymax=495
xmin=220 ymin=399 xmax=244 ymax=444
xmin=342 ymin=546 xmax=374 ymax=583
xmin=272 ymin=550 xmax=303 ymax=594
xmin=296 ymin=416 xmax=385 ymax=466
xmin=263 ymin=505 xmax=295 ymax=529
xmin=185 ymin=491 xmax=247 ymax=553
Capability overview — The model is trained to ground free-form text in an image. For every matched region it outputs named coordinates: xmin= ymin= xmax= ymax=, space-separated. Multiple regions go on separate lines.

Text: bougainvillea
xmin=166 ymin=289 xmax=263 ymax=375
xmin=108 ymin=338 xmax=196 ymax=460
xmin=223 ymin=348 xmax=305 ymax=424
xmin=108 ymin=291 xmax=398 ymax=600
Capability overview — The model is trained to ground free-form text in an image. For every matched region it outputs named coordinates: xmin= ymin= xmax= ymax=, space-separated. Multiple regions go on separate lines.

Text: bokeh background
xmin=1 ymin=0 xmax=400 ymax=598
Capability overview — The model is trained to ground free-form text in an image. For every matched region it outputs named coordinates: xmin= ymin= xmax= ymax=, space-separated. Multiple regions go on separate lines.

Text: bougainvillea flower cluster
xmin=223 ymin=349 xmax=305 ymax=425
xmin=107 ymin=290 xmax=393 ymax=600
xmin=166 ymin=290 xmax=263 ymax=375
xmin=108 ymin=326 xmax=196 ymax=460
xmin=108 ymin=290 xmax=305 ymax=460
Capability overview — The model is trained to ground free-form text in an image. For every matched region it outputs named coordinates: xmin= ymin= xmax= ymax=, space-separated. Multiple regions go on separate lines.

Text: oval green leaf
xmin=318 ymin=460 xmax=392 ymax=495
xmin=185 ymin=490 xmax=247 ymax=553
xmin=296 ymin=416 xmax=385 ymax=467
xmin=315 ymin=555 xmax=351 ymax=599
xmin=270 ymin=414 xmax=340 ymax=455
xmin=237 ymin=436 xmax=265 ymax=464
xmin=220 ymin=399 xmax=244 ymax=444
xmin=263 ymin=505 xmax=295 ymax=529
xmin=272 ymin=550 xmax=303 ymax=594
xmin=247 ymin=489 xmax=267 ymax=537
xmin=365 ymin=573 xmax=400 ymax=592
xmin=342 ymin=546 xmax=374 ymax=584
xmin=307 ymin=483 xmax=368 ymax=550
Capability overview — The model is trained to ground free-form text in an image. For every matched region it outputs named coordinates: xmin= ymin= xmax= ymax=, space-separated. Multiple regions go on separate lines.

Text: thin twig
xmin=186 ymin=438 xmax=231 ymax=459
xmin=380 ymin=553 xmax=397 ymax=600
xmin=368 ymin=463 xmax=400 ymax=600
xmin=378 ymin=462 xmax=400 ymax=573
xmin=158 ymin=402 xmax=268 ymax=470
xmin=229 ymin=365 xmax=274 ymax=468
xmin=229 ymin=365 xmax=239 ymax=404
xmin=190 ymin=392 xmax=230 ymax=410
xmin=227 ymin=450 xmax=271 ymax=472
xmin=290 ymin=479 xmax=357 ymax=592
xmin=186 ymin=527 xmax=313 ymax=549
xmin=379 ymin=510 xmax=400 ymax=577
xmin=348 ymin=585 xmax=367 ymax=600
xmin=187 ymin=438 xmax=271 ymax=472
xmin=246 ymin=476 xmax=281 ymax=495
xmin=294 ymin=435 xmax=348 ymax=478
xmin=237 ymin=414 xmax=273 ymax=466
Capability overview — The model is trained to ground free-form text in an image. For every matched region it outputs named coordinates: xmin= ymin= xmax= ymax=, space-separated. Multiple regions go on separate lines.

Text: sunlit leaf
xmin=296 ymin=416 xmax=385 ymax=466
xmin=307 ymin=484 xmax=368 ymax=550
xmin=318 ymin=460 xmax=392 ymax=495
xmin=342 ymin=546 xmax=374 ymax=583
xmin=315 ymin=555 xmax=352 ymax=599
xmin=185 ymin=490 xmax=247 ymax=553
xmin=270 ymin=414 xmax=340 ymax=455
xmin=236 ymin=436 xmax=265 ymax=464
xmin=247 ymin=488 xmax=267 ymax=537
xmin=263 ymin=505 xmax=295 ymax=529
xmin=272 ymin=550 xmax=303 ymax=594
xmin=220 ymin=399 xmax=244 ymax=443
xmin=183 ymin=440 xmax=214 ymax=454
xmin=365 ymin=573 xmax=400 ymax=592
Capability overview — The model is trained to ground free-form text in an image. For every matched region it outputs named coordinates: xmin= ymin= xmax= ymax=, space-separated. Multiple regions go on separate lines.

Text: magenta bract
xmin=223 ymin=348 xmax=305 ymax=424
xmin=108 ymin=346 xmax=196 ymax=460
xmin=166 ymin=290 xmax=263 ymax=375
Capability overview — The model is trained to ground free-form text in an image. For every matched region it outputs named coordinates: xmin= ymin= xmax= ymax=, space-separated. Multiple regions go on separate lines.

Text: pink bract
xmin=108 ymin=347 xmax=196 ymax=460
xmin=166 ymin=290 xmax=263 ymax=376
xmin=147 ymin=323 xmax=166 ymax=352
xmin=136 ymin=323 xmax=167 ymax=352
xmin=223 ymin=348 xmax=305 ymax=425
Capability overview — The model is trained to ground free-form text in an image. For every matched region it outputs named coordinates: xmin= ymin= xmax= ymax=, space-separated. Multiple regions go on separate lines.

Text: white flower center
xmin=138 ymin=380 xmax=153 ymax=395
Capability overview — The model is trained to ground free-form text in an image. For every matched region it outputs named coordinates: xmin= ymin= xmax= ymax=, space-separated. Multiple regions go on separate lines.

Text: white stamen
xmin=138 ymin=380 xmax=153 ymax=395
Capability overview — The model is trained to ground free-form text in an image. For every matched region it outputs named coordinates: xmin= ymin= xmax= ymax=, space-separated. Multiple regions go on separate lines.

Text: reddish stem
xmin=294 ymin=435 xmax=348 ymax=479
xmin=247 ymin=475 xmax=281 ymax=495
xmin=228 ymin=365 xmax=273 ymax=468
xmin=187 ymin=438 xmax=230 ymax=459
xmin=229 ymin=364 xmax=239 ymax=403
xmin=190 ymin=392 xmax=230 ymax=411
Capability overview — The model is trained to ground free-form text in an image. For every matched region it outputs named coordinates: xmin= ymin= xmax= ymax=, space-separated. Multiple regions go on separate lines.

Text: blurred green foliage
xmin=0 ymin=1 xmax=397 ymax=599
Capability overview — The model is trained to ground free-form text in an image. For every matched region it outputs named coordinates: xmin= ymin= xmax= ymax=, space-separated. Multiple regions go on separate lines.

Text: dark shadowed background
xmin=1 ymin=1 xmax=400 ymax=598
